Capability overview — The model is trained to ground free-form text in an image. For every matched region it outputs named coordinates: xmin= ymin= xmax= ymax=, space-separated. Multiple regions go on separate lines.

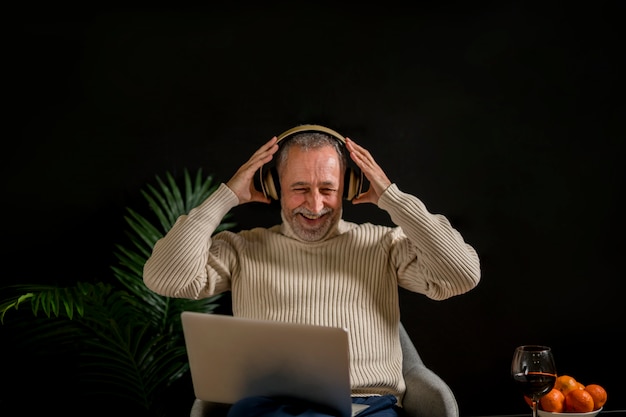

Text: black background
xmin=4 ymin=3 xmax=624 ymax=416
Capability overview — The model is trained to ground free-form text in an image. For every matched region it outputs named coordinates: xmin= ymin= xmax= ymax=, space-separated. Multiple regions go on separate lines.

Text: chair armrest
xmin=190 ymin=399 xmax=231 ymax=417
xmin=399 ymin=323 xmax=459 ymax=417
xmin=401 ymin=362 xmax=459 ymax=417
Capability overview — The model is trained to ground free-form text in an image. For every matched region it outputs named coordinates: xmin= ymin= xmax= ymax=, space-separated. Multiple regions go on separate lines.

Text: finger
xmin=346 ymin=137 xmax=375 ymax=168
xmin=351 ymin=190 xmax=375 ymax=205
xmin=345 ymin=137 xmax=371 ymax=156
xmin=253 ymin=136 xmax=279 ymax=161
xmin=249 ymin=188 xmax=272 ymax=205
xmin=244 ymin=137 xmax=279 ymax=174
xmin=346 ymin=137 xmax=391 ymax=200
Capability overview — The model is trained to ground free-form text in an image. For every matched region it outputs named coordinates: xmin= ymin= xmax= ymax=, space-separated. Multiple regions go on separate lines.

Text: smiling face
xmin=278 ymin=143 xmax=344 ymax=242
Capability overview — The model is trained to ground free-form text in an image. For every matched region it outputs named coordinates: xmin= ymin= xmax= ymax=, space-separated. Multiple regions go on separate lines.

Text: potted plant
xmin=0 ymin=169 xmax=235 ymax=417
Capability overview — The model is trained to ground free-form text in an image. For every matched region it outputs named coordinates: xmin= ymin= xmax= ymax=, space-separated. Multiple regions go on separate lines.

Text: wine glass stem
xmin=532 ymin=400 xmax=538 ymax=417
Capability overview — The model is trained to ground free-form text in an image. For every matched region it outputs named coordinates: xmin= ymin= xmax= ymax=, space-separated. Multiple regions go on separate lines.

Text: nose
xmin=305 ymin=190 xmax=325 ymax=213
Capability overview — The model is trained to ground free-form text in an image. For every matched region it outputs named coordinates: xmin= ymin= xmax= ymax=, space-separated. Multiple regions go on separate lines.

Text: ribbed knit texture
xmin=144 ymin=183 xmax=480 ymax=403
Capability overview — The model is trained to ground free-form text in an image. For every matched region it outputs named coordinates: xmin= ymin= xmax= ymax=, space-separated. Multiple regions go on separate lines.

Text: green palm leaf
xmin=0 ymin=169 xmax=236 ymax=416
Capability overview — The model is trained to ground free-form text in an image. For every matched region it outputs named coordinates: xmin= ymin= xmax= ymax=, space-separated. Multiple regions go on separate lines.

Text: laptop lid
xmin=181 ymin=311 xmax=357 ymax=417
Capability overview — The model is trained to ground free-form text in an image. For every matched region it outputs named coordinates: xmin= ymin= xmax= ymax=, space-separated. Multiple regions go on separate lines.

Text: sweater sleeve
xmin=142 ymin=183 xmax=240 ymax=299
xmin=377 ymin=184 xmax=481 ymax=300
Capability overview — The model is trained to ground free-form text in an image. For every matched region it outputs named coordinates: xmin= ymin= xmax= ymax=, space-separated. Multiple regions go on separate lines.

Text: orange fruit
xmin=585 ymin=384 xmax=607 ymax=410
xmin=564 ymin=389 xmax=595 ymax=413
xmin=539 ymin=388 xmax=565 ymax=412
xmin=555 ymin=374 xmax=583 ymax=396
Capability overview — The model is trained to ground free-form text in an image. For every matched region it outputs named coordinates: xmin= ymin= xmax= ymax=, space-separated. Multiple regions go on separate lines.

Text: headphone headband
xmin=276 ymin=124 xmax=346 ymax=144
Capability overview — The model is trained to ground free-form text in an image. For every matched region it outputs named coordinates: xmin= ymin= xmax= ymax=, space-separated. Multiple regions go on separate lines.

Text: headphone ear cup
xmin=261 ymin=166 xmax=280 ymax=200
xmin=344 ymin=168 xmax=364 ymax=200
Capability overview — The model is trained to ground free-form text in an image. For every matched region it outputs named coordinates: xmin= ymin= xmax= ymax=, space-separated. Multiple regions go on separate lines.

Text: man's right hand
xmin=226 ymin=136 xmax=279 ymax=205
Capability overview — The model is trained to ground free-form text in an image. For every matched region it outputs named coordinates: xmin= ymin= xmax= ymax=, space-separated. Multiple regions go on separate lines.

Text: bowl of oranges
xmin=537 ymin=409 xmax=602 ymax=417
xmin=537 ymin=410 xmax=603 ymax=417
xmin=527 ymin=375 xmax=607 ymax=417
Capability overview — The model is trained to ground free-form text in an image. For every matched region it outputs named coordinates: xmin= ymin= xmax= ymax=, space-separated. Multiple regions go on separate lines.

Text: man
xmin=143 ymin=125 xmax=481 ymax=417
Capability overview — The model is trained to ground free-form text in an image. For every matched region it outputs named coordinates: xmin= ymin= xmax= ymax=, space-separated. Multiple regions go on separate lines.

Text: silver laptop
xmin=180 ymin=311 xmax=370 ymax=417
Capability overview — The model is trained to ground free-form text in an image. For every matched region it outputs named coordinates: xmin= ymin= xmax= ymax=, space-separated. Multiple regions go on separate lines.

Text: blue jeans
xmin=226 ymin=394 xmax=401 ymax=417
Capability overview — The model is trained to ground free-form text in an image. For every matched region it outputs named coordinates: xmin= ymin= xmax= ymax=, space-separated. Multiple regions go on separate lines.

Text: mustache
xmin=293 ymin=207 xmax=332 ymax=218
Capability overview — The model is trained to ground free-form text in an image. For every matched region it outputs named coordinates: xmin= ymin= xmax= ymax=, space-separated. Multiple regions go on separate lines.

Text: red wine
xmin=513 ymin=371 xmax=556 ymax=399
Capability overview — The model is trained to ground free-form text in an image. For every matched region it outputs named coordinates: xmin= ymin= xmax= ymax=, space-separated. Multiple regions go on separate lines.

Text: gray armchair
xmin=190 ymin=323 xmax=459 ymax=417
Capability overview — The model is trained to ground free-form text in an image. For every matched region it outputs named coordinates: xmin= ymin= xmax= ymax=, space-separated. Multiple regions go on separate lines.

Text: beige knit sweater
xmin=143 ymin=183 xmax=480 ymax=403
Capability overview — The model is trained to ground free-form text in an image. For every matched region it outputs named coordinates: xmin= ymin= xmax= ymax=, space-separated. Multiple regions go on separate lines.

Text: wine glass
xmin=511 ymin=345 xmax=557 ymax=417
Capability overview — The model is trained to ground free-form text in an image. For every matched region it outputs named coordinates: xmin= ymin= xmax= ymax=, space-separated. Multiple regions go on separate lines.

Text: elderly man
xmin=143 ymin=125 xmax=480 ymax=417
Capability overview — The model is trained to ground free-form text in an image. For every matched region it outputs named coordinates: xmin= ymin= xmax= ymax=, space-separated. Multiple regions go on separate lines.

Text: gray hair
xmin=275 ymin=132 xmax=348 ymax=175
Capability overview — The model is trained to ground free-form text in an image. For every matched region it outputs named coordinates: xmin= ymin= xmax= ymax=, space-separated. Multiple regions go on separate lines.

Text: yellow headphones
xmin=258 ymin=124 xmax=364 ymax=201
